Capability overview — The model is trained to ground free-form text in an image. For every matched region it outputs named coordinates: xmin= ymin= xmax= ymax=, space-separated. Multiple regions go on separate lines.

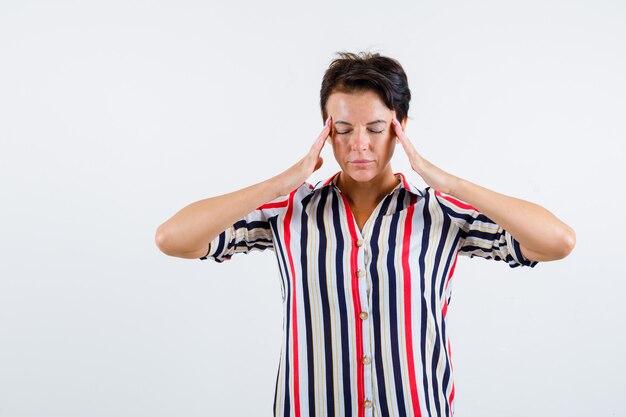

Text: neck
xmin=336 ymin=166 xmax=399 ymax=209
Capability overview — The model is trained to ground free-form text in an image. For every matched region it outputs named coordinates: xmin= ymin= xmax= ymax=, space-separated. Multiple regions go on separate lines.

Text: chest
xmin=352 ymin=208 xmax=375 ymax=232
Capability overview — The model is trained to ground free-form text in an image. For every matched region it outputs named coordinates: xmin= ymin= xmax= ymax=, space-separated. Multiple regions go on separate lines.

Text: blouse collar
xmin=311 ymin=171 xmax=423 ymax=197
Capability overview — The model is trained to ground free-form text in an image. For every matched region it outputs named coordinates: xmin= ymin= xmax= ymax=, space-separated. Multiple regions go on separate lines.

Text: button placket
xmin=356 ymin=235 xmax=374 ymax=416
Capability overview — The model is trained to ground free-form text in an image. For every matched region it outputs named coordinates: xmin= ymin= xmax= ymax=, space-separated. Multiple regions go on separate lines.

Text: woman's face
xmin=325 ymin=89 xmax=403 ymax=184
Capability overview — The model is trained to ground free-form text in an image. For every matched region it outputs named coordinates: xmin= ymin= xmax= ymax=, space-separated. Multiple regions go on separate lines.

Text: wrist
xmin=266 ymin=175 xmax=288 ymax=199
xmin=447 ymin=175 xmax=463 ymax=196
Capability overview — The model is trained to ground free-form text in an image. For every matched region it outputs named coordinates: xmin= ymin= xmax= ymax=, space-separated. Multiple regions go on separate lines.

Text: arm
xmin=391 ymin=117 xmax=576 ymax=262
xmin=447 ymin=176 xmax=576 ymax=262
xmin=155 ymin=116 xmax=332 ymax=259
xmin=155 ymin=178 xmax=283 ymax=259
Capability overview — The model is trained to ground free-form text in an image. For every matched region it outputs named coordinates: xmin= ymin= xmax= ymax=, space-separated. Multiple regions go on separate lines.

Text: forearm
xmin=155 ymin=176 xmax=283 ymax=258
xmin=449 ymin=176 xmax=576 ymax=259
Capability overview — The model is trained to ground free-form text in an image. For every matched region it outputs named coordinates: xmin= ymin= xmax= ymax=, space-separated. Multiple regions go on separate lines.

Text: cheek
xmin=330 ymin=136 xmax=345 ymax=151
xmin=377 ymin=133 xmax=394 ymax=149
xmin=380 ymin=136 xmax=396 ymax=158
xmin=330 ymin=139 xmax=350 ymax=164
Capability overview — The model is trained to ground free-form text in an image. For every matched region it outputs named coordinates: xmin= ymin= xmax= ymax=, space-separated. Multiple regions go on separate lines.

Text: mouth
xmin=349 ymin=160 xmax=374 ymax=165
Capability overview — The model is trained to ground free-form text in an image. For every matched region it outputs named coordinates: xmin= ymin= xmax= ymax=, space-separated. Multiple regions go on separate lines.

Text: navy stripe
xmin=229 ymin=239 xmax=273 ymax=251
xmin=315 ymin=187 xmax=335 ymax=417
xmin=210 ymin=232 xmax=227 ymax=263
xmin=299 ymin=192 xmax=316 ymax=417
xmin=439 ymin=233 xmax=462 ymax=417
xmin=465 ymin=228 xmax=504 ymax=242
xmin=419 ymin=191 xmax=433 ymax=416
xmin=233 ymin=219 xmax=272 ymax=230
xmin=270 ymin=217 xmax=288 ymax=301
xmin=268 ymin=211 xmax=291 ymax=417
xmin=331 ymin=188 xmax=352 ymax=417
xmin=386 ymin=201 xmax=409 ymax=417
xmin=429 ymin=206 xmax=455 ymax=416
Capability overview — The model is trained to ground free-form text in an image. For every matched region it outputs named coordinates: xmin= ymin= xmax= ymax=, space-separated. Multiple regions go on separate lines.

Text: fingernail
xmin=325 ymin=116 xmax=330 ymax=126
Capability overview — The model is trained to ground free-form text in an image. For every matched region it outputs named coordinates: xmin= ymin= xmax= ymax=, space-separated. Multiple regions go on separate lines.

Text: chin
xmin=343 ymin=165 xmax=379 ymax=182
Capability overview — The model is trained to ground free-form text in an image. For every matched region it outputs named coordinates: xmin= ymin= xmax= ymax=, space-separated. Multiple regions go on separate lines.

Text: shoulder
xmin=256 ymin=181 xmax=315 ymax=217
xmin=427 ymin=187 xmax=477 ymax=212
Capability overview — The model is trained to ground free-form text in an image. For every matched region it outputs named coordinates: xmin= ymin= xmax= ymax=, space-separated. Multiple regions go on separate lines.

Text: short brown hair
xmin=320 ymin=51 xmax=411 ymax=123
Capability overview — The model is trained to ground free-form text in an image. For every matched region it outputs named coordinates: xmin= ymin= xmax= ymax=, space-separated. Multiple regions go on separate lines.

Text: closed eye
xmin=336 ymin=129 xmax=385 ymax=135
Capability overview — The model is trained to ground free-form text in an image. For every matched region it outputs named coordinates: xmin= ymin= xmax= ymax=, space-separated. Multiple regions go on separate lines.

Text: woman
xmin=155 ymin=51 xmax=575 ymax=417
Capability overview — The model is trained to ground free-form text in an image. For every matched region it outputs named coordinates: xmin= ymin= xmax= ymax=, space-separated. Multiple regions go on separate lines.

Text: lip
xmin=349 ymin=160 xmax=374 ymax=165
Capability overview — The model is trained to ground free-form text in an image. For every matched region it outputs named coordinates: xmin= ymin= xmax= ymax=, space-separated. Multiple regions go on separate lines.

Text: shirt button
xmin=362 ymin=355 xmax=371 ymax=365
xmin=357 ymin=269 xmax=365 ymax=277
xmin=359 ymin=311 xmax=369 ymax=320
xmin=363 ymin=399 xmax=372 ymax=408
xmin=355 ymin=239 xmax=363 ymax=247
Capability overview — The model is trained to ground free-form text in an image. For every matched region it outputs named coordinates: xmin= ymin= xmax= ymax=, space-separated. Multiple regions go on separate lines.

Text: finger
xmin=392 ymin=117 xmax=417 ymax=153
xmin=311 ymin=116 xmax=332 ymax=151
xmin=391 ymin=117 xmax=408 ymax=142
xmin=318 ymin=116 xmax=332 ymax=142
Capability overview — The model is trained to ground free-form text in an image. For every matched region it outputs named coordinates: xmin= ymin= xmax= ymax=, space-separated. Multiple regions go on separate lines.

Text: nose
xmin=349 ymin=128 xmax=370 ymax=151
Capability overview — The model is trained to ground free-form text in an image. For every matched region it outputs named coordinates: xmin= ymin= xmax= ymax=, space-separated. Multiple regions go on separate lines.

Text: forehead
xmin=326 ymin=90 xmax=392 ymax=121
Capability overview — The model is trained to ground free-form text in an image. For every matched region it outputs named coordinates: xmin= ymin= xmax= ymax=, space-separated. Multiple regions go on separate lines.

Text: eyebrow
xmin=334 ymin=119 xmax=387 ymax=126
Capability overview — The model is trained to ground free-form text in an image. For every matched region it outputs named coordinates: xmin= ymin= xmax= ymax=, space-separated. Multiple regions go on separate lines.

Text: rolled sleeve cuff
xmin=199 ymin=228 xmax=232 ymax=262
xmin=505 ymin=230 xmax=539 ymax=268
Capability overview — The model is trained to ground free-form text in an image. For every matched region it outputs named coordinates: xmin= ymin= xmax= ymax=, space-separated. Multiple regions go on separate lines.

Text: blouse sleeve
xmin=199 ymin=194 xmax=289 ymax=263
xmin=433 ymin=188 xmax=539 ymax=269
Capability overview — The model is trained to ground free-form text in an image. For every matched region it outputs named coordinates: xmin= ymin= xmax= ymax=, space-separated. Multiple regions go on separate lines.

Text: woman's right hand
xmin=273 ymin=116 xmax=332 ymax=196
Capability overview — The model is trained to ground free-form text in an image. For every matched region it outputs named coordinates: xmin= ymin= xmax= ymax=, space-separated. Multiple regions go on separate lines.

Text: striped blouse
xmin=200 ymin=171 xmax=538 ymax=417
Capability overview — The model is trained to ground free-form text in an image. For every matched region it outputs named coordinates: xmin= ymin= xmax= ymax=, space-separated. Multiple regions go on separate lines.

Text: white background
xmin=1 ymin=1 xmax=624 ymax=416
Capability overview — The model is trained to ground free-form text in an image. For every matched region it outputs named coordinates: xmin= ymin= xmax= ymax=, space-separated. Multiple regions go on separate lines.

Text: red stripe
xmin=257 ymin=200 xmax=289 ymax=210
xmin=258 ymin=180 xmax=311 ymax=210
xmin=435 ymin=190 xmax=476 ymax=211
xmin=402 ymin=196 xmax=423 ymax=417
xmin=338 ymin=193 xmax=365 ymax=417
xmin=395 ymin=171 xmax=411 ymax=191
xmin=449 ymin=337 xmax=455 ymax=401
xmin=450 ymin=378 xmax=456 ymax=408
xmin=283 ymin=188 xmax=301 ymax=417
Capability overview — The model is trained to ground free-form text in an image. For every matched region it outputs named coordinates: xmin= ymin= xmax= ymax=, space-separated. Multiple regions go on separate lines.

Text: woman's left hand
xmin=391 ymin=117 xmax=458 ymax=194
